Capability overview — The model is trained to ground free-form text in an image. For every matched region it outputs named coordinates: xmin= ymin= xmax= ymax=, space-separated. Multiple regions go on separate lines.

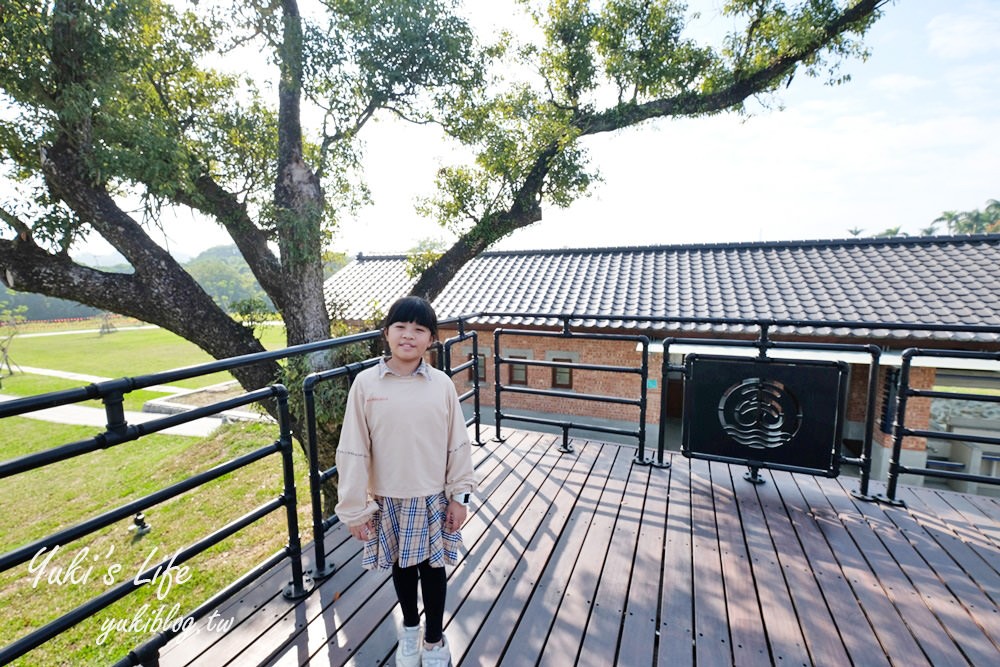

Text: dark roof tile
xmin=324 ymin=235 xmax=1000 ymax=343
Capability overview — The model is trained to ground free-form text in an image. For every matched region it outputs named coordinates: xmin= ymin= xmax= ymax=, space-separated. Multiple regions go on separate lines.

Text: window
xmin=468 ymin=352 xmax=486 ymax=382
xmin=551 ymin=357 xmax=573 ymax=389
xmin=509 ymin=355 xmax=528 ymax=386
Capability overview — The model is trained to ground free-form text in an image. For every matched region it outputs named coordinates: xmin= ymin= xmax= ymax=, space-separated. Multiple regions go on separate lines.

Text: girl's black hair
xmin=382 ymin=296 xmax=439 ymax=339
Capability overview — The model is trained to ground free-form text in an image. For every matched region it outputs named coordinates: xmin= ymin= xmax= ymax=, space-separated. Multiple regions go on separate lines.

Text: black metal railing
xmin=0 ymin=382 xmax=307 ymax=666
xmin=490 ymin=317 xmax=649 ymax=460
xmin=459 ymin=311 xmax=998 ymax=499
xmin=883 ymin=348 xmax=1000 ymax=504
xmin=301 ymin=355 xmax=380 ymax=579
xmin=657 ymin=333 xmax=882 ymax=496
xmin=0 ymin=330 xmax=400 ymax=665
xmin=441 ymin=328 xmax=484 ymax=446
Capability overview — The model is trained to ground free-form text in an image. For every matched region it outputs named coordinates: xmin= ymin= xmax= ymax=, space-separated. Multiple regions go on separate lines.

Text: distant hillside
xmin=0 ymin=286 xmax=103 ymax=321
xmin=72 ymin=249 xmax=128 ymax=267
xmin=185 ymin=246 xmax=273 ymax=312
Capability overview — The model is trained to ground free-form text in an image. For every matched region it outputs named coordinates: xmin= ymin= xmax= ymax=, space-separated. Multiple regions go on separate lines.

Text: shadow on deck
xmin=157 ymin=428 xmax=1000 ymax=666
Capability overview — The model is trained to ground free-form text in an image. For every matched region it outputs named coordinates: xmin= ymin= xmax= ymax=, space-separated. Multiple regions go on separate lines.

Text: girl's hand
xmin=446 ymin=501 xmax=468 ymax=532
xmin=349 ymin=519 xmax=374 ymax=542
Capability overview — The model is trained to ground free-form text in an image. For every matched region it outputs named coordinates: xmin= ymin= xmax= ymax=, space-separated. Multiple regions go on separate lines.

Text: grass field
xmin=6 ymin=319 xmax=287 ymax=387
xmin=1 ymin=318 xmax=289 ymax=413
xmin=0 ymin=318 xmax=325 ymax=665
xmin=0 ymin=418 xmax=313 ymax=666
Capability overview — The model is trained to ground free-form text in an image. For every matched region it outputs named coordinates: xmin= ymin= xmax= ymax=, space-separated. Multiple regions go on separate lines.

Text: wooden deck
xmin=157 ymin=428 xmax=1000 ymax=666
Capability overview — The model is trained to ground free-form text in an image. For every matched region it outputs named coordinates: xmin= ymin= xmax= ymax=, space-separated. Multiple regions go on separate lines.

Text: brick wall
xmin=443 ymin=329 xmax=654 ymax=423
xmin=873 ymin=365 xmax=935 ymax=452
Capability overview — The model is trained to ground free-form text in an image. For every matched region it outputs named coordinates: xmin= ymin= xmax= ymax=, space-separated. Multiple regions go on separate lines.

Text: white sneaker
xmin=421 ymin=635 xmax=452 ymax=667
xmin=396 ymin=624 xmax=422 ymax=667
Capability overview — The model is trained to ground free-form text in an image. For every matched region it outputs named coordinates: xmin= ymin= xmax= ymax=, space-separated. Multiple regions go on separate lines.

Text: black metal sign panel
xmin=681 ymin=355 xmax=849 ymax=477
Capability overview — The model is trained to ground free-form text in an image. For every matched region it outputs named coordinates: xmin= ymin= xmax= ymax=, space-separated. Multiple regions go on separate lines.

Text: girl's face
xmin=384 ymin=320 xmax=434 ymax=365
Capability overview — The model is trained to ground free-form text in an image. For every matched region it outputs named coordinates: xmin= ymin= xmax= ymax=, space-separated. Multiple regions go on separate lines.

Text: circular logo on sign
xmin=718 ymin=378 xmax=801 ymax=449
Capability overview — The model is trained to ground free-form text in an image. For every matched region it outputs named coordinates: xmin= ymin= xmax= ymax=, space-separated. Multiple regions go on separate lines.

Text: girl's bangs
xmin=384 ymin=297 xmax=438 ymax=334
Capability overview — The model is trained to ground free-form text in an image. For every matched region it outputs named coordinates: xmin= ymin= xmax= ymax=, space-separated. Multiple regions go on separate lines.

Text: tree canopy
xmin=1 ymin=0 xmax=890 ymax=386
xmin=933 ymin=199 xmax=1000 ymax=235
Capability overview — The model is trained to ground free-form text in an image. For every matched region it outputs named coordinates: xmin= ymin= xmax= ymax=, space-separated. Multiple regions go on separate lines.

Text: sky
xmin=78 ymin=0 xmax=1000 ymax=260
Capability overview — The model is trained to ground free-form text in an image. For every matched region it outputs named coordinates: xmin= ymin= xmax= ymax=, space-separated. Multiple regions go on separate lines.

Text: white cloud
xmin=870 ymin=73 xmax=932 ymax=97
xmin=927 ymin=7 xmax=1000 ymax=60
xmin=940 ymin=61 xmax=1000 ymax=106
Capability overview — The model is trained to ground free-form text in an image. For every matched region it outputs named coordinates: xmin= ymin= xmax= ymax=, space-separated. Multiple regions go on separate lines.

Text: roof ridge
xmin=353 ymin=252 xmax=410 ymax=261
xmin=350 ymin=233 xmax=1000 ymax=261
xmin=478 ymin=233 xmax=1000 ymax=256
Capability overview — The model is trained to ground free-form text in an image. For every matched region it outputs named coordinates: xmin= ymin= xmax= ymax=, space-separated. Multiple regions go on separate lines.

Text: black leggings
xmin=392 ymin=560 xmax=447 ymax=643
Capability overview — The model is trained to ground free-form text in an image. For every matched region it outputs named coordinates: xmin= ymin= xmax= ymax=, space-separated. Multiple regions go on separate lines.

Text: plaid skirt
xmin=361 ymin=492 xmax=463 ymax=570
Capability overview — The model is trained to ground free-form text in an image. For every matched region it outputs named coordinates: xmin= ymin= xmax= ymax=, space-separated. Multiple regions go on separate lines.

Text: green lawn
xmin=0 ymin=319 xmax=333 ymax=665
xmin=0 ymin=417 xmax=315 ymax=667
xmin=6 ymin=323 xmax=288 ymax=390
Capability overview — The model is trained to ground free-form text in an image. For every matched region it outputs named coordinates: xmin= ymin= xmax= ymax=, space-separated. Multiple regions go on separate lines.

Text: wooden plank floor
xmin=157 ymin=428 xmax=1000 ymax=666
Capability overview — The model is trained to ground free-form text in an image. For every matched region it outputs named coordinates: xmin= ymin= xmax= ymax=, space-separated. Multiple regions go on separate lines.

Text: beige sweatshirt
xmin=334 ymin=360 xmax=477 ymax=527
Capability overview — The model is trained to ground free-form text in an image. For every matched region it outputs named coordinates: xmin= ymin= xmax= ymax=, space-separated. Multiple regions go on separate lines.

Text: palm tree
xmin=954 ymin=210 xmax=990 ymax=234
xmin=985 ymin=199 xmax=1000 ymax=233
xmin=934 ymin=211 xmax=961 ymax=234
xmin=847 ymin=226 xmax=865 ymax=237
xmin=932 ymin=200 xmax=1000 ymax=235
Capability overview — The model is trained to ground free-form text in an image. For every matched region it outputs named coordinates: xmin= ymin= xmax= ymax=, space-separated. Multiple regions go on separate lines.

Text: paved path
xmin=12 ymin=325 xmax=160 ymax=338
xmin=0 ymin=393 xmax=223 ymax=437
xmin=1 ymin=364 xmax=222 ymax=437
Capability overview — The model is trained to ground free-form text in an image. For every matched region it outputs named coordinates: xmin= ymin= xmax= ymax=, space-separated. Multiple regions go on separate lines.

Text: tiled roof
xmin=324 ymin=254 xmax=415 ymax=322
xmin=323 ymin=235 xmax=1000 ymax=342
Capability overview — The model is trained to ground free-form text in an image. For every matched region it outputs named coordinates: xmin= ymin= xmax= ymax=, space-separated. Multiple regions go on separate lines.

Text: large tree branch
xmin=177 ymin=173 xmax=285 ymax=302
xmin=0 ymin=236 xmax=146 ymax=310
xmin=410 ymin=145 xmax=555 ymax=299
xmin=33 ymin=141 xmax=275 ymax=389
xmin=415 ymin=0 xmax=886 ymax=302
xmin=0 ymin=231 xmax=276 ymax=391
xmin=579 ymin=0 xmax=886 ymax=135
xmin=0 ymin=207 xmax=33 ymax=240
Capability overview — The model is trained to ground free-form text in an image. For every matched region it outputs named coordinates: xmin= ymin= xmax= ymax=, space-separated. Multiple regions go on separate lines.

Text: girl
xmin=335 ymin=296 xmax=476 ymax=667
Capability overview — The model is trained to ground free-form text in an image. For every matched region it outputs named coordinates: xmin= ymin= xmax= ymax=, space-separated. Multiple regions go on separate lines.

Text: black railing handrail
xmin=883 ymin=347 xmax=1000 ymax=504
xmin=4 ymin=311 xmax=999 ymax=662
xmin=0 ymin=385 xmax=309 ymax=666
xmin=440 ymin=330 xmax=484 ymax=445
xmin=302 ymin=356 xmax=382 ymax=579
xmin=1 ymin=387 xmax=279 ymax=479
xmin=656 ymin=335 xmax=883 ymax=495
xmin=4 ymin=311 xmax=996 ymax=422
xmin=492 ymin=326 xmax=651 ymax=459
